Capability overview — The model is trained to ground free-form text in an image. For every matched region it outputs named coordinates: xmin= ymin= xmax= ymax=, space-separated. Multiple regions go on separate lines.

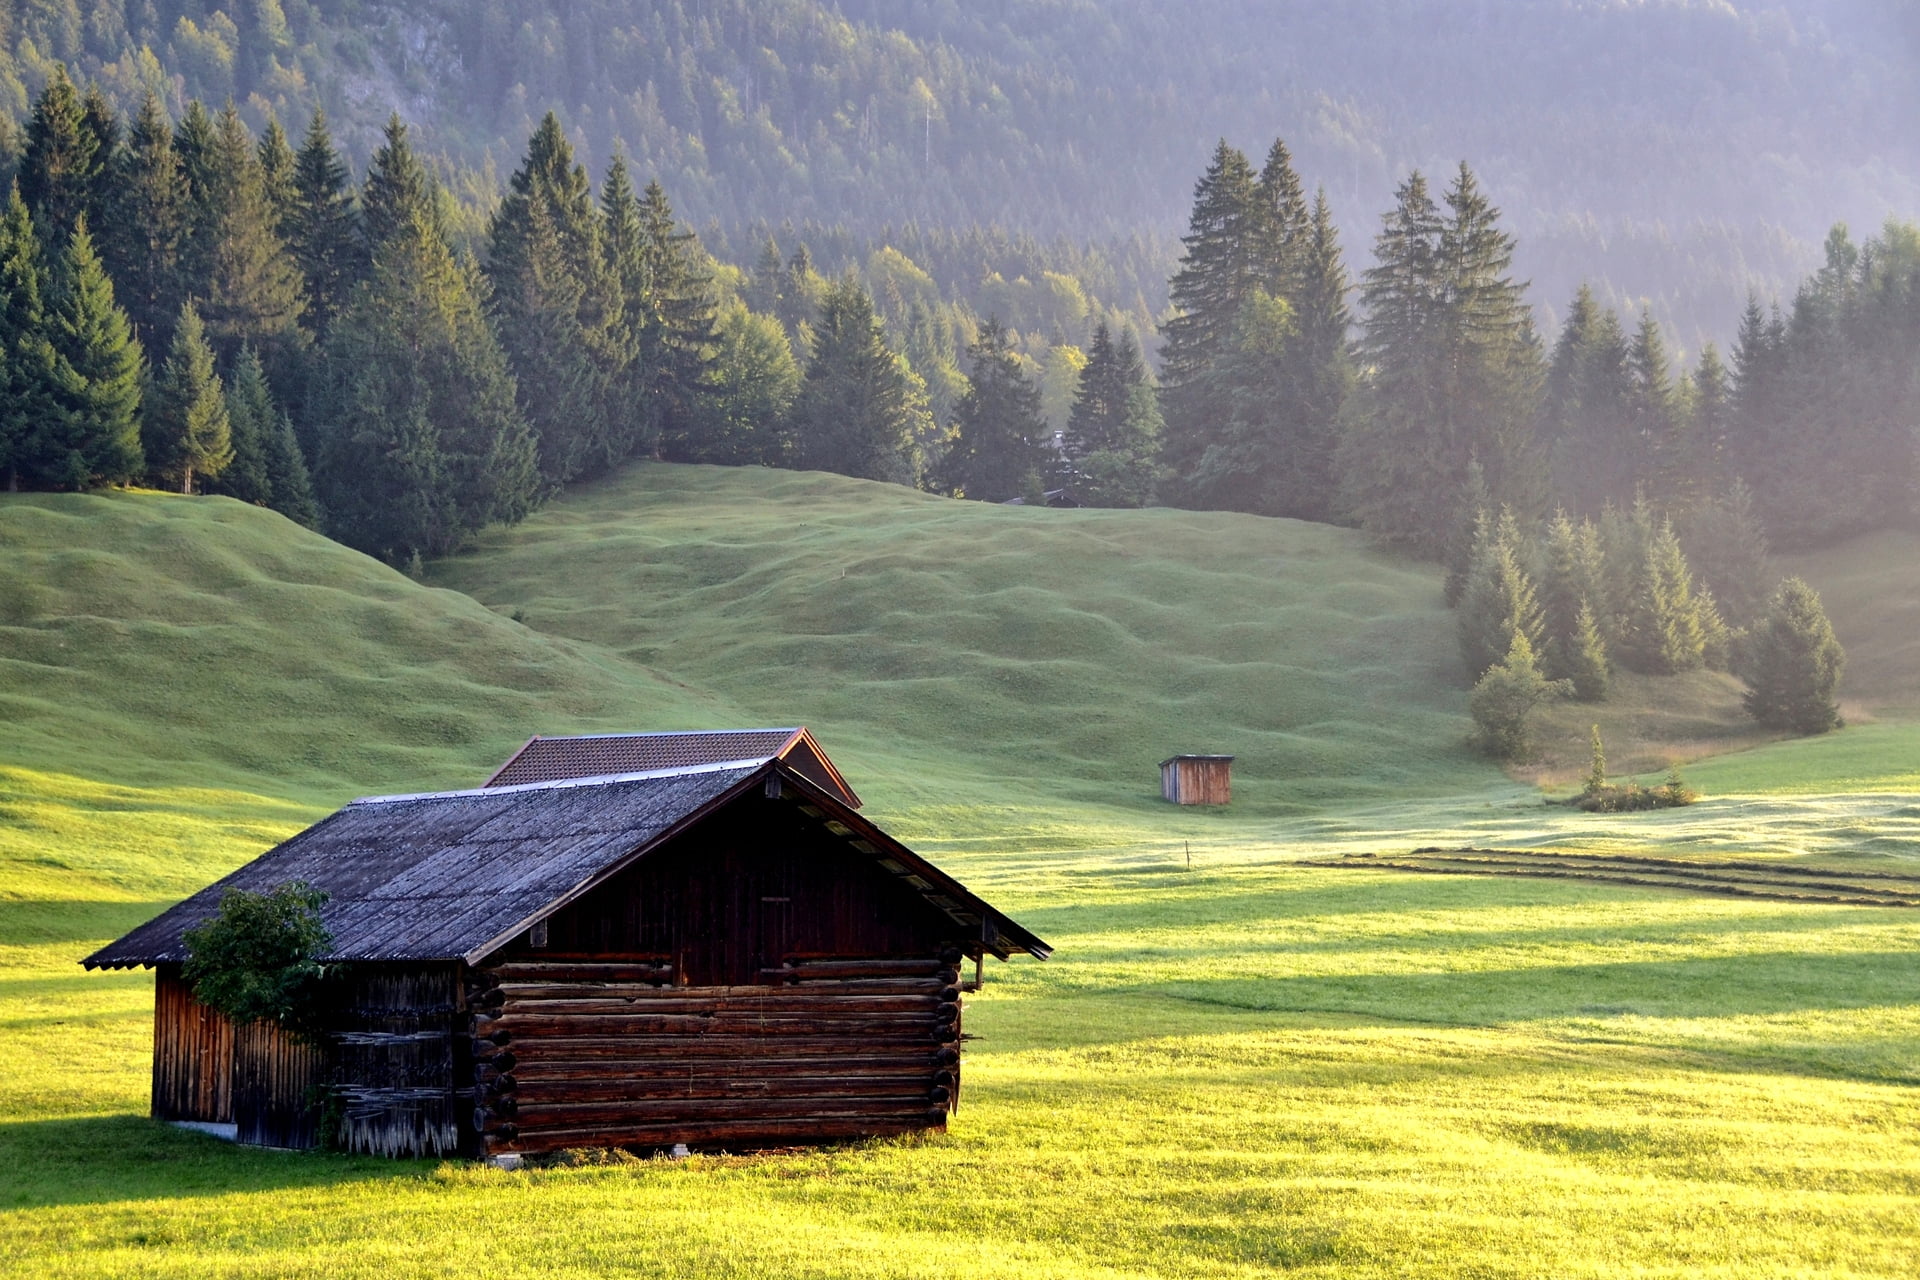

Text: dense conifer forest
xmin=0 ymin=8 xmax=1908 ymax=743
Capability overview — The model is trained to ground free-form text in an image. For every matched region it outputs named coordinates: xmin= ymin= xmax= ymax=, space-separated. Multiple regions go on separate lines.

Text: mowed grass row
xmin=4 ymin=812 xmax=1917 ymax=1279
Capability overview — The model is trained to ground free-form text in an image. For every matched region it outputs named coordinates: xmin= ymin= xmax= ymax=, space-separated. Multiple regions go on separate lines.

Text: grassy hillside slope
xmin=0 ymin=490 xmax=748 ymax=807
xmin=429 ymin=464 xmax=1497 ymax=826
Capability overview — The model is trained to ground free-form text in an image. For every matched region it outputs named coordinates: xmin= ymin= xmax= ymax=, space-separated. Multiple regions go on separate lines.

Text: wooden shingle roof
xmin=485 ymin=728 xmax=860 ymax=807
xmin=83 ymin=760 xmax=1047 ymax=971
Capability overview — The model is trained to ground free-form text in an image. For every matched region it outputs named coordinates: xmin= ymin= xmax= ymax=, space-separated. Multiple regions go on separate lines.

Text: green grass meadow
xmin=2 ymin=470 xmax=1917 ymax=1277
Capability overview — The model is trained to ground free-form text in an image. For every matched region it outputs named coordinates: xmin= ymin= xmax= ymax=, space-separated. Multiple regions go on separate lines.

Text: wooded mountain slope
xmin=1 ymin=2 xmax=1913 ymax=344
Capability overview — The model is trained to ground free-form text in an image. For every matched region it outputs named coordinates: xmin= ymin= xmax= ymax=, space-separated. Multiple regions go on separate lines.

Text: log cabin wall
xmin=470 ymin=792 xmax=971 ymax=1154
xmin=1163 ymin=757 xmax=1232 ymax=805
xmin=468 ymin=955 xmax=962 ymax=1156
xmin=152 ymin=965 xmax=233 ymax=1124
xmin=330 ymin=963 xmax=468 ymax=1158
xmin=231 ymin=1018 xmax=326 ymax=1148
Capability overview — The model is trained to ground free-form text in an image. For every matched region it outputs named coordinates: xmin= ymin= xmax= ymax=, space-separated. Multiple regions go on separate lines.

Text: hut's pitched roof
xmin=485 ymin=728 xmax=860 ymax=807
xmin=83 ymin=760 xmax=1046 ymax=971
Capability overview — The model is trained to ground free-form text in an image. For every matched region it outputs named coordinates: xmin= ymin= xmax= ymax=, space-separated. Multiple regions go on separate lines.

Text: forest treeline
xmin=0 ymin=2 xmax=1912 ymax=349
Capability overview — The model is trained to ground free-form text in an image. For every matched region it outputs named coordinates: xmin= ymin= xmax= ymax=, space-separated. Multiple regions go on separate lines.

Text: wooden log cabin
xmin=85 ymin=740 xmax=1049 ymax=1159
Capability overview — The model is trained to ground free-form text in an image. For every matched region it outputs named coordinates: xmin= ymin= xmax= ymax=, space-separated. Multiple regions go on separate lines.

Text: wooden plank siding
xmin=231 ymin=1018 xmax=326 ymax=1148
xmin=1161 ymin=756 xmax=1233 ymax=805
xmin=152 ymin=965 xmax=233 ymax=1124
xmin=470 ymin=957 xmax=960 ymax=1156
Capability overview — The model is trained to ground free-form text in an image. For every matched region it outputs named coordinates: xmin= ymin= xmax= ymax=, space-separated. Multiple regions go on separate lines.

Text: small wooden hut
xmin=85 ymin=750 xmax=1048 ymax=1159
xmin=1160 ymin=754 xmax=1234 ymax=805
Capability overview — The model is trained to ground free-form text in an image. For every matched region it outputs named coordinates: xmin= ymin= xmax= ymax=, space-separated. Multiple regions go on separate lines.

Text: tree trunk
xmin=182 ymin=466 xmax=193 ymax=496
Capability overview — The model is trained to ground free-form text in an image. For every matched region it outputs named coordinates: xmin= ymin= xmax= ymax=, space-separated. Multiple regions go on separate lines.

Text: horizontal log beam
xmin=511 ymin=1096 xmax=944 ymax=1128
xmin=517 ymin=1077 xmax=938 ymax=1105
xmin=494 ymin=1115 xmax=943 ymax=1156
xmin=481 ymin=963 xmax=674 ymax=984
xmin=514 ymin=1058 xmax=941 ymax=1083
xmin=505 ymin=1035 xmax=941 ymax=1059
xmin=485 ymin=1015 xmax=949 ymax=1038
xmin=496 ymin=994 xmax=943 ymax=1017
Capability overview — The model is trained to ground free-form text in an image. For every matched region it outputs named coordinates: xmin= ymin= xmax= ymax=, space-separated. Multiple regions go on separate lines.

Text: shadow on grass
xmin=1150 ymin=949 xmax=1920 ymax=1026
xmin=0 ymin=1114 xmax=435 ymax=1209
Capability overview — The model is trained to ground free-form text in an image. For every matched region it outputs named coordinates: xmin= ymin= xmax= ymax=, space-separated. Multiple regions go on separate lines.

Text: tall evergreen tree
xmin=791 ymin=276 xmax=927 ymax=485
xmin=144 ymin=303 xmax=231 ymax=494
xmin=635 ymin=178 xmax=719 ymax=461
xmin=1537 ymin=509 xmax=1608 ymax=683
xmin=1542 ymin=284 xmax=1634 ymax=512
xmin=1342 ymin=165 xmax=1542 ymax=551
xmin=17 ymin=66 xmax=101 ymax=245
xmin=1678 ymin=478 xmax=1771 ymax=627
xmin=1618 ymin=517 xmax=1707 ymax=675
xmin=487 ymin=114 xmax=619 ymax=486
xmin=102 ymin=93 xmax=186 ymax=349
xmin=360 ymin=115 xmax=440 ymax=252
xmin=209 ymin=345 xmax=275 ymax=505
xmin=1159 ymin=140 xmax=1261 ymax=490
xmin=316 ymin=207 xmax=537 ymax=562
xmin=692 ymin=301 xmax=800 ymax=466
xmin=172 ymin=100 xmax=224 ymax=292
xmin=41 ymin=217 xmax=144 ymax=487
xmin=1627 ymin=310 xmax=1684 ymax=503
xmin=1061 ymin=321 xmax=1158 ymax=506
xmin=1253 ymin=137 xmax=1309 ymax=300
xmin=1687 ymin=341 xmax=1733 ymax=494
xmin=286 ymin=109 xmax=361 ymax=333
xmin=200 ymin=104 xmax=307 ymax=360
xmin=1740 ymin=577 xmax=1844 ymax=734
xmin=256 ymin=117 xmax=297 ymax=230
xmin=1457 ymin=507 xmax=1544 ymax=680
xmin=0 ymin=189 xmax=69 ymax=490
xmin=936 ymin=318 xmax=1050 ymax=501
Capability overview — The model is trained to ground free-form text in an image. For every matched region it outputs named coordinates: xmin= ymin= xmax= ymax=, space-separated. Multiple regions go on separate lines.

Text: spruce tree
xmin=1687 ymin=342 xmax=1732 ymax=494
xmin=201 ymin=104 xmax=307 ymax=360
xmin=145 ymin=303 xmax=232 ymax=494
xmin=360 ymin=115 xmax=441 ymax=252
xmin=1627 ymin=310 xmax=1683 ymax=504
xmin=209 ymin=345 xmax=275 ymax=505
xmin=317 ymin=206 xmax=537 ymax=562
xmin=1457 ymin=508 xmax=1544 ymax=681
xmin=1542 ymin=284 xmax=1634 ymax=513
xmin=1442 ymin=460 xmax=1492 ymax=607
xmin=1253 ymin=138 xmax=1309 ymax=300
xmin=1619 ymin=517 xmax=1706 ymax=675
xmin=1537 ymin=508 xmax=1608 ymax=681
xmin=102 ymin=93 xmax=186 ymax=349
xmin=598 ymin=152 xmax=649 ymax=457
xmin=41 ymin=217 xmax=144 ymax=487
xmin=635 ymin=178 xmax=719 ymax=461
xmin=172 ymin=100 xmax=224 ymax=292
xmin=0 ymin=189 xmax=71 ymax=490
xmin=1062 ymin=322 xmax=1159 ymax=506
xmin=260 ymin=401 xmax=320 ymax=529
xmin=487 ymin=114 xmax=619 ymax=486
xmin=791 ymin=276 xmax=927 ymax=485
xmin=1284 ymin=188 xmax=1355 ymax=522
xmin=1740 ymin=577 xmax=1845 ymax=734
xmin=17 ymin=66 xmax=101 ymax=245
xmin=1679 ymin=478 xmax=1771 ymax=627
xmin=936 ymin=318 xmax=1050 ymax=501
xmin=255 ymin=117 xmax=297 ymax=230
xmin=287 ymin=109 xmax=362 ymax=332
xmin=1566 ymin=600 xmax=1610 ymax=702
xmin=1159 ymin=141 xmax=1261 ymax=493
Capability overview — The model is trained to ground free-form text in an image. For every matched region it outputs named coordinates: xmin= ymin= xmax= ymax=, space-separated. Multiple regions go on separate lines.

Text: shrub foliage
xmin=181 ymin=881 xmax=333 ymax=1036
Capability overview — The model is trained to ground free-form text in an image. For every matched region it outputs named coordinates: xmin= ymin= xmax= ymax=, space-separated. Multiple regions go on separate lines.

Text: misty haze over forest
xmin=1 ymin=1 xmax=1915 ymax=351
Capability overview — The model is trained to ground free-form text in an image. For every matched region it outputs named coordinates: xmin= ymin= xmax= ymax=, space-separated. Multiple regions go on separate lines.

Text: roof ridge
xmin=353 ymin=758 xmax=771 ymax=806
xmin=522 ymin=727 xmax=799 ymax=743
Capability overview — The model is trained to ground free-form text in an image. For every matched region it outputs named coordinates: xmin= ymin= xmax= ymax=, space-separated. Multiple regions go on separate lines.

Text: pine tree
xmin=1619 ymin=517 xmax=1706 ymax=675
xmin=1470 ymin=631 xmax=1565 ymax=761
xmin=17 ymin=66 xmax=102 ymax=245
xmin=791 ymin=276 xmax=927 ymax=485
xmin=936 ymin=318 xmax=1050 ymax=501
xmin=1537 ymin=508 xmax=1608 ymax=679
xmin=1678 ymin=478 xmax=1771 ymax=627
xmin=255 ymin=117 xmax=297 ymax=231
xmin=1284 ymin=188 xmax=1355 ymax=522
xmin=1627 ymin=310 xmax=1683 ymax=504
xmin=260 ymin=401 xmax=320 ymax=529
xmin=1442 ymin=460 xmax=1492 ymax=607
xmin=200 ymin=104 xmax=307 ymax=359
xmin=747 ymin=237 xmax=785 ymax=316
xmin=1687 ymin=342 xmax=1732 ymax=494
xmin=1253 ymin=138 xmax=1309 ymax=300
xmin=1740 ymin=577 xmax=1845 ymax=734
xmin=1062 ymin=322 xmax=1159 ymax=506
xmin=360 ymin=115 xmax=440 ymax=253
xmin=0 ymin=189 xmax=71 ymax=490
xmin=209 ymin=345 xmax=275 ymax=505
xmin=286 ymin=109 xmax=361 ymax=332
xmin=145 ymin=303 xmax=232 ymax=494
xmin=1542 ymin=284 xmax=1634 ymax=513
xmin=1457 ymin=508 xmax=1544 ymax=680
xmin=487 ymin=114 xmax=619 ymax=486
xmin=635 ymin=179 xmax=719 ymax=461
xmin=316 ymin=206 xmax=537 ymax=562
xmin=172 ymin=100 xmax=224 ymax=292
xmin=41 ymin=217 xmax=144 ymax=487
xmin=102 ymin=93 xmax=186 ymax=349
xmin=1180 ymin=289 xmax=1296 ymax=512
xmin=1566 ymin=600 xmax=1610 ymax=702
xmin=1159 ymin=140 xmax=1261 ymax=492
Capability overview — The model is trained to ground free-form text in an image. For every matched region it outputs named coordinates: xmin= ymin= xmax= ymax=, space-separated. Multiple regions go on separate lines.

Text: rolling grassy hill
xmin=2 ymin=470 xmax=1918 ymax=1277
